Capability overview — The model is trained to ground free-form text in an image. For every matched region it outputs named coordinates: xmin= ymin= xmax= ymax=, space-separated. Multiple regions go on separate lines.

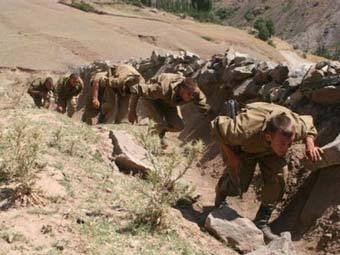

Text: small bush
xmin=244 ymin=9 xmax=255 ymax=22
xmin=0 ymin=122 xmax=45 ymax=206
xmin=0 ymin=122 xmax=42 ymax=183
xmin=254 ymin=18 xmax=275 ymax=41
xmin=133 ymin=123 xmax=204 ymax=230
xmin=214 ymin=7 xmax=236 ymax=20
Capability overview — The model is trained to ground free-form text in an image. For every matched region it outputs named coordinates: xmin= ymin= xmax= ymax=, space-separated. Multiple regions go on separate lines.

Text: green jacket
xmin=130 ymin=73 xmax=210 ymax=113
xmin=211 ymin=102 xmax=317 ymax=154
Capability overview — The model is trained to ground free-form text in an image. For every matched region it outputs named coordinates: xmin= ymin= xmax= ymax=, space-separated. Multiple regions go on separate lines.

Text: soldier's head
xmin=44 ymin=77 xmax=54 ymax=90
xmin=179 ymin=77 xmax=197 ymax=102
xmin=264 ymin=113 xmax=296 ymax=157
xmin=69 ymin=73 xmax=82 ymax=87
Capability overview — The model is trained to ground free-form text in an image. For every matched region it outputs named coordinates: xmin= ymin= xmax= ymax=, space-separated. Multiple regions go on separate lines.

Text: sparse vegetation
xmin=69 ymin=0 xmax=96 ymax=13
xmin=0 ymin=121 xmax=45 ymax=206
xmin=132 ymin=122 xmax=204 ymax=230
xmin=315 ymin=44 xmax=340 ymax=61
xmin=282 ymin=0 xmax=293 ymax=13
xmin=244 ymin=9 xmax=255 ymax=22
xmin=214 ymin=7 xmax=237 ymax=20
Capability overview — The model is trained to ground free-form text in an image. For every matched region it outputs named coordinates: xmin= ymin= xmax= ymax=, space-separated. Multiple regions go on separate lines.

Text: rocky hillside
xmin=1 ymin=48 xmax=340 ymax=254
xmin=213 ymin=0 xmax=340 ymax=55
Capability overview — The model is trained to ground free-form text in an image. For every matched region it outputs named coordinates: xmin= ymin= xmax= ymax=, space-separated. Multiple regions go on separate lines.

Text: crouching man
xmin=211 ymin=102 xmax=323 ymax=241
xmin=56 ymin=73 xmax=83 ymax=118
xmin=83 ymin=64 xmax=144 ymax=125
xmin=27 ymin=77 xmax=55 ymax=109
xmin=128 ymin=73 xmax=211 ymax=148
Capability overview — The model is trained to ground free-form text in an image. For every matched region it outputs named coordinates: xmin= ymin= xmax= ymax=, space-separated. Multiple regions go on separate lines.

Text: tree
xmin=254 ymin=17 xmax=275 ymax=41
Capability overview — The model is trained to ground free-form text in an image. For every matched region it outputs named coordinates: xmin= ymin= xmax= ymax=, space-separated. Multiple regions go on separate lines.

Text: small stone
xmin=41 ymin=224 xmax=53 ymax=234
xmin=76 ymin=218 xmax=85 ymax=224
xmin=246 ymin=232 xmax=297 ymax=255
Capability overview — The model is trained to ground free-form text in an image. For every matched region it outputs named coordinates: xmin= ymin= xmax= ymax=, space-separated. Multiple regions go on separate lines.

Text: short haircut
xmin=45 ymin=77 xmax=53 ymax=84
xmin=69 ymin=73 xmax=80 ymax=80
xmin=264 ymin=113 xmax=296 ymax=138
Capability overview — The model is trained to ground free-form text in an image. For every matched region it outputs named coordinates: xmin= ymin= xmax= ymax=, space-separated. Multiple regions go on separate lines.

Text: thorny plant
xmin=133 ymin=121 xmax=204 ymax=230
xmin=0 ymin=122 xmax=45 ymax=206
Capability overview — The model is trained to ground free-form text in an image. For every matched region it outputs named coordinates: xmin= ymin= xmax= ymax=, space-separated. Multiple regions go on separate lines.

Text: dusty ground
xmin=0 ymin=0 xmax=310 ymax=72
xmin=0 ymin=107 xmax=237 ymax=255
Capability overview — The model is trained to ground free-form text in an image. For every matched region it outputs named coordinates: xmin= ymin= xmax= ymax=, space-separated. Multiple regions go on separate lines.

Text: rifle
xmin=223 ymin=99 xmax=243 ymax=199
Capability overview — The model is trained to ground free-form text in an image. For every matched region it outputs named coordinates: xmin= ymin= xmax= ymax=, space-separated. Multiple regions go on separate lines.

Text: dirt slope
xmin=0 ymin=0 xmax=307 ymax=72
xmin=214 ymin=0 xmax=340 ymax=53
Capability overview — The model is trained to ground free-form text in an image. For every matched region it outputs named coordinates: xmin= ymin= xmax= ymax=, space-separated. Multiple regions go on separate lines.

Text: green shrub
xmin=0 ymin=122 xmax=45 ymax=206
xmin=214 ymin=7 xmax=236 ymax=20
xmin=266 ymin=19 xmax=275 ymax=35
xmin=0 ymin=122 xmax=42 ymax=183
xmin=70 ymin=1 xmax=96 ymax=12
xmin=254 ymin=18 xmax=275 ymax=41
xmin=133 ymin=123 xmax=204 ymax=230
xmin=244 ymin=9 xmax=255 ymax=22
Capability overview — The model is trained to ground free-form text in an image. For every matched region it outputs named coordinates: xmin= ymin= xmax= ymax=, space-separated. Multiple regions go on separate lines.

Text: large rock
xmin=304 ymin=134 xmax=340 ymax=171
xmin=109 ymin=130 xmax=152 ymax=174
xmin=269 ymin=64 xmax=289 ymax=84
xmin=246 ymin=232 xmax=297 ymax=255
xmin=309 ymin=87 xmax=340 ymax=105
xmin=253 ymin=62 xmax=271 ymax=85
xmin=205 ymin=206 xmax=265 ymax=253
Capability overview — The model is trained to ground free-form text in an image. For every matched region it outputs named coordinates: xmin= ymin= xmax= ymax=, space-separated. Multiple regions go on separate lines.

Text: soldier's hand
xmin=92 ymin=99 xmax=100 ymax=109
xmin=128 ymin=110 xmax=138 ymax=124
xmin=306 ymin=146 xmax=323 ymax=162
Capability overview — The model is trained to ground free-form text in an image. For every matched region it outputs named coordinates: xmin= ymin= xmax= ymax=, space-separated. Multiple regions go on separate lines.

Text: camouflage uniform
xmin=211 ymin=102 xmax=317 ymax=207
xmin=129 ymin=73 xmax=210 ymax=133
xmin=27 ymin=77 xmax=55 ymax=108
xmin=56 ymin=76 xmax=83 ymax=117
xmin=83 ymin=65 xmax=143 ymax=125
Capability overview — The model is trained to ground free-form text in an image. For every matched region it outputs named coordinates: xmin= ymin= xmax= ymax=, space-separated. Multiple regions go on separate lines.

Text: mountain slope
xmin=0 ymin=0 xmax=308 ymax=71
xmin=214 ymin=0 xmax=340 ymax=53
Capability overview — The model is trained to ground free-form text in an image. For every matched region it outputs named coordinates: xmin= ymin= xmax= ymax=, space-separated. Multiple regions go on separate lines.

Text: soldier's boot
xmin=159 ymin=130 xmax=168 ymax=149
xmin=254 ymin=204 xmax=279 ymax=242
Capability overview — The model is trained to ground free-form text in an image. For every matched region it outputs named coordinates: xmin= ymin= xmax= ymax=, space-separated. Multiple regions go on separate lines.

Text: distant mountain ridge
xmin=213 ymin=0 xmax=340 ymax=55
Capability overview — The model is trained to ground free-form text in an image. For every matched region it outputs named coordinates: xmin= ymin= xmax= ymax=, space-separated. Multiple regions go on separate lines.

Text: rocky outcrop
xmin=109 ymin=130 xmax=152 ymax=174
xmin=205 ymin=206 xmax=265 ymax=253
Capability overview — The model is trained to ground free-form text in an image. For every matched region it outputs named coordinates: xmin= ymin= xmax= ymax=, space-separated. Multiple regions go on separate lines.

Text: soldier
xmin=27 ymin=77 xmax=55 ymax=109
xmin=128 ymin=73 xmax=211 ymax=148
xmin=83 ymin=64 xmax=144 ymax=125
xmin=211 ymin=102 xmax=323 ymax=241
xmin=56 ymin=73 xmax=83 ymax=118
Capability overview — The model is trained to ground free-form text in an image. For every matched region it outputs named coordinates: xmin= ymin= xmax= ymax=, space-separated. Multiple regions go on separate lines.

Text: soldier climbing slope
xmin=83 ymin=64 xmax=144 ymax=125
xmin=27 ymin=77 xmax=55 ymax=109
xmin=56 ymin=73 xmax=83 ymax=118
xmin=128 ymin=73 xmax=212 ymax=148
xmin=211 ymin=101 xmax=323 ymax=242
